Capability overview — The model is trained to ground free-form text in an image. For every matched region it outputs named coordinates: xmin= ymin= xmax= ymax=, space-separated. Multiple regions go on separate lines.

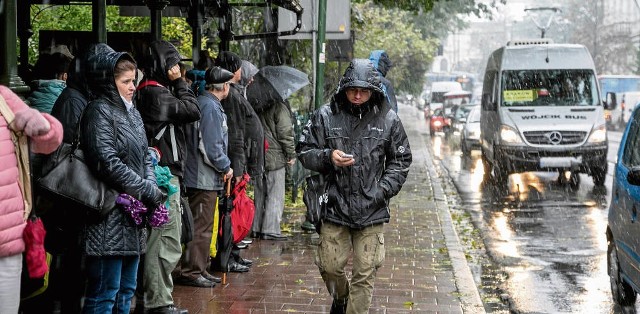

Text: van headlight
xmin=500 ymin=125 xmax=523 ymax=144
xmin=587 ymin=125 xmax=607 ymax=143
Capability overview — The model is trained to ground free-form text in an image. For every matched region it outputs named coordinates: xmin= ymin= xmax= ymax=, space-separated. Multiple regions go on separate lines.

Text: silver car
xmin=461 ymin=106 xmax=481 ymax=156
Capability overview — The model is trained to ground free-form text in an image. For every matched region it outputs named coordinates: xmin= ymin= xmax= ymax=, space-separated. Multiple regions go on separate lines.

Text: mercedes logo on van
xmin=546 ymin=131 xmax=563 ymax=145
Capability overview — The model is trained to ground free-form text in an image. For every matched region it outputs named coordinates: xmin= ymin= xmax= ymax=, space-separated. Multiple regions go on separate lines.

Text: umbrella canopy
xmin=246 ymin=65 xmax=310 ymax=112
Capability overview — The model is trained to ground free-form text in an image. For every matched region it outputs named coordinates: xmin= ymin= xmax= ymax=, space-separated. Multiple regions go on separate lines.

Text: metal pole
xmin=313 ymin=0 xmax=326 ymax=109
xmin=92 ymin=0 xmax=107 ymax=43
xmin=0 ymin=0 xmax=27 ymax=92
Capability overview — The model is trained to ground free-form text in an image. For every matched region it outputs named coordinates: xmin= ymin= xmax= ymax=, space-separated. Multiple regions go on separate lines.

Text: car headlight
xmin=500 ymin=125 xmax=523 ymax=144
xmin=587 ymin=125 xmax=607 ymax=143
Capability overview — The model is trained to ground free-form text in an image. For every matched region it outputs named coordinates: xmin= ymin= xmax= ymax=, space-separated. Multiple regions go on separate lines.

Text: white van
xmin=480 ymin=39 xmax=608 ymax=186
xmin=426 ymin=81 xmax=462 ymax=118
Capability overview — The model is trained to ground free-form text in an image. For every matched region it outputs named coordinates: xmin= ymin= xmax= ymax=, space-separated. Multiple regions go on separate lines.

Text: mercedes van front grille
xmin=523 ymin=130 xmax=587 ymax=145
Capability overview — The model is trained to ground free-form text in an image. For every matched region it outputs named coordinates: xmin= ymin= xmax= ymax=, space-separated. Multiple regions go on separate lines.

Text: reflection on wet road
xmin=418 ymin=105 xmax=633 ymax=313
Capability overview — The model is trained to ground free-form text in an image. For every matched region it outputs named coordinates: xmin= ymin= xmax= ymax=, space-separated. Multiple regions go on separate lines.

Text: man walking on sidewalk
xmin=296 ymin=58 xmax=412 ymax=314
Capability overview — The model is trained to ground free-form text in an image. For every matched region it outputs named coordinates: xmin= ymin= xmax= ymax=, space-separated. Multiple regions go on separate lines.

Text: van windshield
xmin=501 ymin=69 xmax=599 ymax=107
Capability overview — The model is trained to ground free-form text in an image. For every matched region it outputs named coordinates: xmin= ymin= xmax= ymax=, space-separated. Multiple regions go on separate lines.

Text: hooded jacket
xmin=135 ymin=40 xmax=201 ymax=178
xmin=296 ymin=59 xmax=412 ymax=229
xmin=51 ymin=54 xmax=93 ymax=144
xmin=27 ymin=79 xmax=66 ymax=114
xmin=369 ymin=50 xmax=398 ymax=112
xmin=80 ymin=44 xmax=163 ymax=256
xmin=222 ymin=82 xmax=265 ymax=179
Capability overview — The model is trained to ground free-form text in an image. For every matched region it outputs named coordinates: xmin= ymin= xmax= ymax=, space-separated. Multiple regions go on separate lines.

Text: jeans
xmin=83 ymin=255 xmax=139 ymax=314
xmin=0 ymin=254 xmax=22 ymax=314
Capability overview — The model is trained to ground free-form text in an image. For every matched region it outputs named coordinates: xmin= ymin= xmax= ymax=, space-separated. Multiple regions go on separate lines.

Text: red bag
xmin=231 ymin=174 xmax=255 ymax=244
xmin=23 ymin=217 xmax=48 ymax=278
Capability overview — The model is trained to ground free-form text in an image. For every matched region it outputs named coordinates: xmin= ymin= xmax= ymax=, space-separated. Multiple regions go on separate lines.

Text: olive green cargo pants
xmin=315 ymin=222 xmax=385 ymax=314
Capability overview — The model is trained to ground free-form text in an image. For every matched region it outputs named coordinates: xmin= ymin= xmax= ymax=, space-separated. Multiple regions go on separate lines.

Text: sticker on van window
xmin=503 ymin=90 xmax=535 ymax=102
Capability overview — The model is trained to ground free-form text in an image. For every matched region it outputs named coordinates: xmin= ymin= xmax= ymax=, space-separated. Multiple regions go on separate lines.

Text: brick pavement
xmin=170 ymin=105 xmax=485 ymax=313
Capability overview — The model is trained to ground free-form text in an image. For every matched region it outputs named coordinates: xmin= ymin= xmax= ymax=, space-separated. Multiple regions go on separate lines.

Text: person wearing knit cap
xmin=134 ymin=40 xmax=199 ymax=314
xmin=213 ymin=51 xmax=265 ymax=272
xmin=177 ymin=67 xmax=234 ymax=288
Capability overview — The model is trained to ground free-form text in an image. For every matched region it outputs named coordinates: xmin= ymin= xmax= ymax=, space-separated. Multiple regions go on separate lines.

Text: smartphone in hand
xmin=341 ymin=153 xmax=354 ymax=159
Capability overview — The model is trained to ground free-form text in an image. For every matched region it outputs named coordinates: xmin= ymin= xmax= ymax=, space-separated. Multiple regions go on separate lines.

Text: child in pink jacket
xmin=0 ymin=85 xmax=62 ymax=314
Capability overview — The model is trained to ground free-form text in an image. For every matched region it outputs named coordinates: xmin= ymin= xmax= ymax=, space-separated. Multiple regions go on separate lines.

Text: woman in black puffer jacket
xmin=80 ymin=43 xmax=165 ymax=314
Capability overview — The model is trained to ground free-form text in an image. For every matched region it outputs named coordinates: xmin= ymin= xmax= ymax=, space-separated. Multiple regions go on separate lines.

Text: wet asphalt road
xmin=403 ymin=102 xmax=635 ymax=313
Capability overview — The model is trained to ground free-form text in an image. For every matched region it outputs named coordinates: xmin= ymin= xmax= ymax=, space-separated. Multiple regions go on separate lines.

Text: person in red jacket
xmin=0 ymin=85 xmax=63 ymax=314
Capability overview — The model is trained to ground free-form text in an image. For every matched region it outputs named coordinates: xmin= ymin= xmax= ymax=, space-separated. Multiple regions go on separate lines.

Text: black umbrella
xmin=217 ymin=178 xmax=234 ymax=284
xmin=246 ymin=65 xmax=310 ymax=112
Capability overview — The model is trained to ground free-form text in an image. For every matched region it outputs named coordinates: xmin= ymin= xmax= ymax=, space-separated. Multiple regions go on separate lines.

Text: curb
xmin=420 ymin=134 xmax=486 ymax=313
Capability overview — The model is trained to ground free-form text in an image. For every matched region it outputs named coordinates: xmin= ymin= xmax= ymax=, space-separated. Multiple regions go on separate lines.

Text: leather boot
xmin=329 ymin=299 xmax=348 ymax=314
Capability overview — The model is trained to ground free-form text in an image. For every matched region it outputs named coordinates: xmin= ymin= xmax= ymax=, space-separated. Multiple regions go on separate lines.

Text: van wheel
xmin=608 ymin=241 xmax=637 ymax=306
xmin=592 ymin=167 xmax=606 ymax=187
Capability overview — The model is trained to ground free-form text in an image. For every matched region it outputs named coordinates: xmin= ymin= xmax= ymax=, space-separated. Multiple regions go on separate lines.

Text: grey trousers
xmin=252 ymin=167 xmax=286 ymax=235
xmin=315 ymin=222 xmax=385 ymax=314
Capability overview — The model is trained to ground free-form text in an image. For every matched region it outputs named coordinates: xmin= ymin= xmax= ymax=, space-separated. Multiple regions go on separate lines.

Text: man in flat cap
xmin=175 ymin=67 xmax=235 ymax=288
xmin=214 ymin=51 xmax=263 ymax=271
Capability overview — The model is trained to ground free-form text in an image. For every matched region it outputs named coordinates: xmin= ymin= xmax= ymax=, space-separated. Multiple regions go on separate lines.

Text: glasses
xmin=345 ymin=87 xmax=371 ymax=96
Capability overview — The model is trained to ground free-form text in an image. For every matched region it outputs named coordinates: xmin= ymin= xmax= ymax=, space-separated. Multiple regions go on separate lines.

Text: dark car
xmin=607 ymin=106 xmax=640 ymax=306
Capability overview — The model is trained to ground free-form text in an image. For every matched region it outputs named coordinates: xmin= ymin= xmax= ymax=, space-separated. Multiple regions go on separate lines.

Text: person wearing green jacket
xmin=253 ymin=100 xmax=296 ymax=241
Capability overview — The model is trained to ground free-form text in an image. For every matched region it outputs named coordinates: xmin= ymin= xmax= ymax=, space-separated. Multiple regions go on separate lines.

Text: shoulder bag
xmin=37 ymin=110 xmax=118 ymax=221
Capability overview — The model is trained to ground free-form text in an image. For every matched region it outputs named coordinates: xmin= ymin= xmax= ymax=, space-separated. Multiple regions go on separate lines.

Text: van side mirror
xmin=605 ymin=92 xmax=617 ymax=110
xmin=628 ymin=167 xmax=640 ymax=186
xmin=482 ymin=93 xmax=496 ymax=111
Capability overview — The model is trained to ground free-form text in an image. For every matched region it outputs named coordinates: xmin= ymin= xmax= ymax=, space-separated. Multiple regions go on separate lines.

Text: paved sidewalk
xmin=170 ymin=106 xmax=485 ymax=313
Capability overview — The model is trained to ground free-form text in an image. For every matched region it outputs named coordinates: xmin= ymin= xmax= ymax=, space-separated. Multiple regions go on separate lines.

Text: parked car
xmin=429 ymin=108 xmax=451 ymax=136
xmin=607 ymin=105 xmax=640 ymax=307
xmin=461 ymin=106 xmax=481 ymax=156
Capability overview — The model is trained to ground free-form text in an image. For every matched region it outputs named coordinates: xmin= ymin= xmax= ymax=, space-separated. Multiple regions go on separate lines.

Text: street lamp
xmin=524 ymin=7 xmax=561 ymax=38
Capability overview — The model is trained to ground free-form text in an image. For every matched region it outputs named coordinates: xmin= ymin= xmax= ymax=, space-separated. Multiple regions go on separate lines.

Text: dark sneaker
xmin=146 ymin=305 xmax=188 ymax=314
xmin=301 ymin=221 xmax=316 ymax=231
xmin=174 ymin=275 xmax=215 ymax=288
xmin=261 ymin=233 xmax=288 ymax=241
xmin=228 ymin=261 xmax=250 ymax=273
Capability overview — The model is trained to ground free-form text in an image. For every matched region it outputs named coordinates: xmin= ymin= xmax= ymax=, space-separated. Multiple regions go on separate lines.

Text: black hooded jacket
xmin=222 ymin=82 xmax=265 ymax=179
xmin=135 ymin=40 xmax=201 ymax=178
xmin=80 ymin=44 xmax=164 ymax=256
xmin=296 ymin=59 xmax=412 ymax=229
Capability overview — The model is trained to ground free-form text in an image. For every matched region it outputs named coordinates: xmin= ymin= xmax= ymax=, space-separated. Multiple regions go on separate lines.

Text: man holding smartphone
xmin=296 ymin=59 xmax=412 ymax=314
